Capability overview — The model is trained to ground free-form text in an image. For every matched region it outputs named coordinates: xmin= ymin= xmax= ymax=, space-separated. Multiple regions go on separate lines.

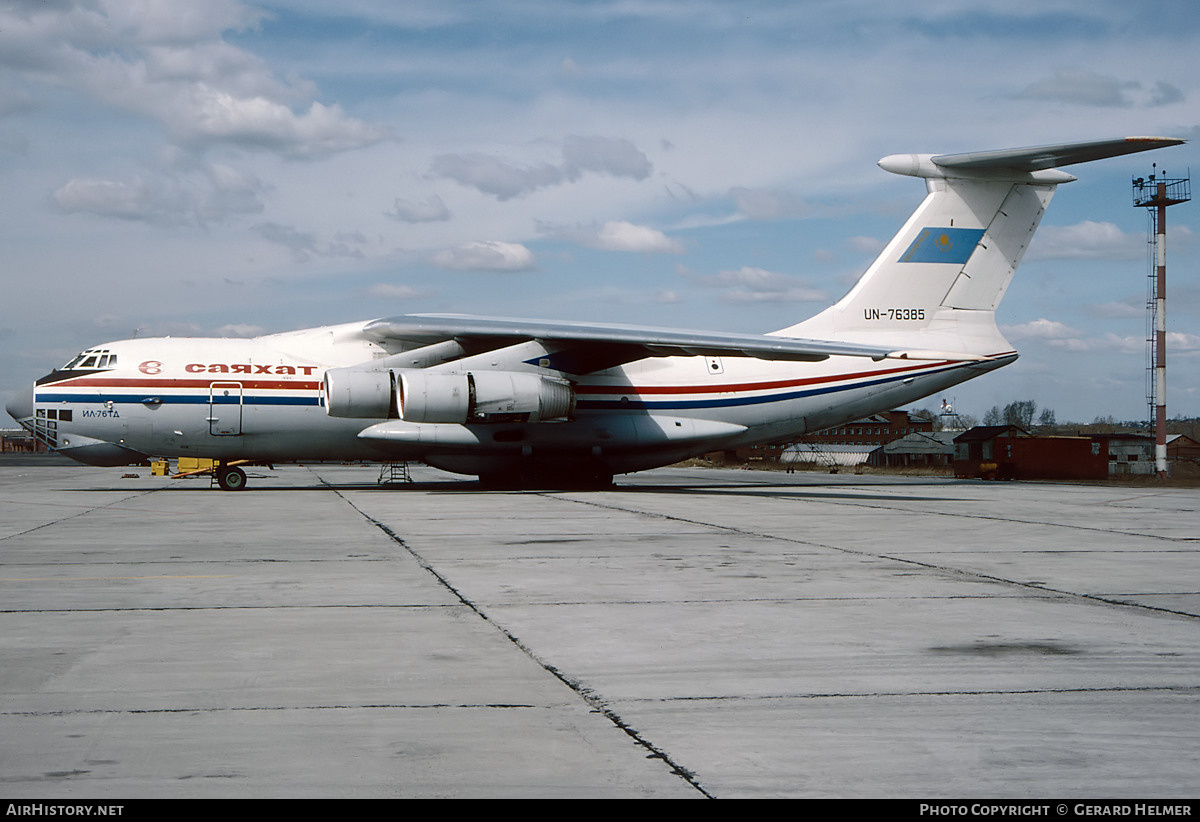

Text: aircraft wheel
xmin=217 ymin=466 xmax=247 ymax=491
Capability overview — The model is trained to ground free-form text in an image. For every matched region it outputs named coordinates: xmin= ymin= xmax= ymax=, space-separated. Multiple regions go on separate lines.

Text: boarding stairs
xmin=377 ymin=462 xmax=414 ymax=485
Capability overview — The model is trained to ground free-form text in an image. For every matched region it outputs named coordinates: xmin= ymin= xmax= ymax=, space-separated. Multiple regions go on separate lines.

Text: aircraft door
xmin=208 ymin=381 xmax=243 ymax=436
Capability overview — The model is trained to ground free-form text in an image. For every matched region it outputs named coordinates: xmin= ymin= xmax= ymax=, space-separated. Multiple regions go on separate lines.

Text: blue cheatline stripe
xmin=39 ymin=359 xmax=982 ymax=414
xmin=36 ymin=393 xmax=322 ymax=407
xmin=899 ymin=227 xmax=985 ymax=264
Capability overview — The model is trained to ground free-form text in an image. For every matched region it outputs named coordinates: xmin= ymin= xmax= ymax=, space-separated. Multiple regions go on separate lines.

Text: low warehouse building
xmin=871 ymin=431 xmax=957 ymax=468
xmin=953 ymin=426 xmax=1108 ymax=480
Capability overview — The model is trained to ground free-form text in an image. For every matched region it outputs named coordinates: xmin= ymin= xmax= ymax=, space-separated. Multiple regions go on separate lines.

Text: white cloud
xmin=589 ymin=221 xmax=683 ymax=254
xmin=1027 ymin=221 xmax=1143 ymax=262
xmin=1087 ymin=300 xmax=1143 ymax=319
xmin=174 ymin=95 xmax=386 ymax=158
xmin=430 ymin=241 xmax=535 ymax=272
xmin=1013 ymin=69 xmax=1188 ymax=109
xmin=1167 ymin=331 xmax=1200 ymax=354
xmin=367 ymin=283 xmax=431 ymax=300
xmin=1014 ymin=69 xmax=1140 ymax=108
xmin=539 ymin=220 xmax=684 ymax=254
xmin=721 ymin=287 xmax=829 ymax=304
xmin=1002 ymin=318 xmax=1085 ymax=341
xmin=1 ymin=0 xmax=387 ymax=159
xmin=1073 ymin=331 xmax=1200 ymax=358
xmin=561 ymin=135 xmax=652 ymax=182
xmin=388 ymin=194 xmax=451 ymax=223
xmin=1094 ymin=332 xmax=1146 ymax=355
xmin=252 ymin=222 xmax=366 ymax=262
xmin=53 ymin=177 xmax=168 ymax=224
xmin=847 ymin=235 xmax=885 ymax=255
xmin=1150 ymin=81 xmax=1185 ymax=106
xmin=1000 ymin=318 xmax=1094 ymax=352
xmin=431 ymin=152 xmax=563 ymax=201
xmin=998 ymin=319 xmax=1190 ymax=357
xmin=728 ymin=187 xmax=812 ymax=220
xmin=432 ymin=135 xmax=652 ymax=200
xmin=689 ymin=266 xmax=827 ymax=304
xmin=53 ymin=161 xmax=266 ymax=226
xmin=214 ymin=323 xmax=266 ymax=338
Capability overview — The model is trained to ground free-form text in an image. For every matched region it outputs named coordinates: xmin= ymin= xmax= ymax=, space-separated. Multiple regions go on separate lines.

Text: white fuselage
xmin=23 ymin=320 xmax=1009 ymax=477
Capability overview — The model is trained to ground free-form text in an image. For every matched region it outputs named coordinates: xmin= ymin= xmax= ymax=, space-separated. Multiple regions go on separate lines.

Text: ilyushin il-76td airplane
xmin=7 ymin=136 xmax=1184 ymax=490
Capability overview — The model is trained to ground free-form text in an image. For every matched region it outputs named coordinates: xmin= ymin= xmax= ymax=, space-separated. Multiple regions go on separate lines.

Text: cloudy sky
xmin=1 ymin=0 xmax=1196 ymax=424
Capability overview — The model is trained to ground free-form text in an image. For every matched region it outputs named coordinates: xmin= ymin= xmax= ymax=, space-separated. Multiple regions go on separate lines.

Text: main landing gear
xmin=215 ymin=464 xmax=248 ymax=491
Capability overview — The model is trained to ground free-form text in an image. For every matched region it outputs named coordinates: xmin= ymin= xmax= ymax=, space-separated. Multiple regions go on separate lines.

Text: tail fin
xmin=785 ymin=137 xmax=1184 ymax=354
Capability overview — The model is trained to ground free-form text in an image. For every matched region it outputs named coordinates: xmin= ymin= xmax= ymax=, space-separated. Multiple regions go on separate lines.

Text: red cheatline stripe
xmin=44 ymin=377 xmax=321 ymax=391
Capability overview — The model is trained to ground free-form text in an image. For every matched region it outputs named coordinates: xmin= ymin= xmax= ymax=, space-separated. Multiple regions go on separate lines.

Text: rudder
xmin=787 ymin=175 xmax=1056 ymax=344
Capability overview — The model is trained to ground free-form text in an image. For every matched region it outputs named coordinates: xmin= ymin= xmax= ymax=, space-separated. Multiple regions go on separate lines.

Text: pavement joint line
xmin=0 ymin=604 xmax=461 ymax=614
xmin=615 ymin=479 xmax=1198 ymax=543
xmin=309 ymin=468 xmax=715 ymax=800
xmin=0 ymin=574 xmax=238 ymax=582
xmin=0 ymin=486 xmax=175 ymax=543
xmin=0 ymin=592 xmax=1067 ymax=616
xmin=5 ymin=686 xmax=1197 ymax=718
xmin=621 ymin=684 xmax=1200 ymax=703
xmin=0 ymin=703 xmax=547 ymax=717
xmin=0 ymin=557 xmax=401 ymax=567
xmin=540 ymin=492 xmax=1200 ymax=622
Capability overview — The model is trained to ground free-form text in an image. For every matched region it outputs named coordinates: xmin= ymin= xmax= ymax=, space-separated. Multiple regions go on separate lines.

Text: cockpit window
xmin=61 ymin=350 xmax=115 ymax=370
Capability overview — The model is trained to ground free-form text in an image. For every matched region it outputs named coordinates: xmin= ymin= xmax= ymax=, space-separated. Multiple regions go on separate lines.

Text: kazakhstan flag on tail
xmin=899 ymin=227 xmax=985 ymax=264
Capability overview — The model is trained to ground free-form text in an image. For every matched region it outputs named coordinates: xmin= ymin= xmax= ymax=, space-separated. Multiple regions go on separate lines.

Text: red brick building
xmin=805 ymin=410 xmax=935 ymax=447
xmin=733 ymin=410 xmax=933 ymax=461
xmin=1 ymin=429 xmax=45 ymax=453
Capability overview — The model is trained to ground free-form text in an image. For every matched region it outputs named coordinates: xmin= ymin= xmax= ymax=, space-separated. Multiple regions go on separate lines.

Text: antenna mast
xmin=1132 ymin=164 xmax=1190 ymax=479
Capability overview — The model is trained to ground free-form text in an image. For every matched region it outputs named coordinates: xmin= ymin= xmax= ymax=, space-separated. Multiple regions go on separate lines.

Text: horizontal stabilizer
xmin=879 ymin=136 xmax=1185 ymax=181
xmin=932 ymin=136 xmax=1185 ymax=171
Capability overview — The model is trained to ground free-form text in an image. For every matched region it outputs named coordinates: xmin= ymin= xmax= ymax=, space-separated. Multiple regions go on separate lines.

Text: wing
xmin=362 ymin=314 xmax=985 ymax=375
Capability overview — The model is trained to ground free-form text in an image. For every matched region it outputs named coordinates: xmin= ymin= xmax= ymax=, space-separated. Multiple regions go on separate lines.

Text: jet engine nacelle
xmin=398 ymin=369 xmax=574 ymax=423
xmin=323 ymin=366 xmax=574 ymax=423
xmin=323 ymin=367 xmax=394 ymax=419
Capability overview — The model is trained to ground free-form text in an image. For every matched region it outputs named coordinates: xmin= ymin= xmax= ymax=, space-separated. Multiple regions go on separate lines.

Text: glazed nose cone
xmin=6 ymin=383 xmax=34 ymax=425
